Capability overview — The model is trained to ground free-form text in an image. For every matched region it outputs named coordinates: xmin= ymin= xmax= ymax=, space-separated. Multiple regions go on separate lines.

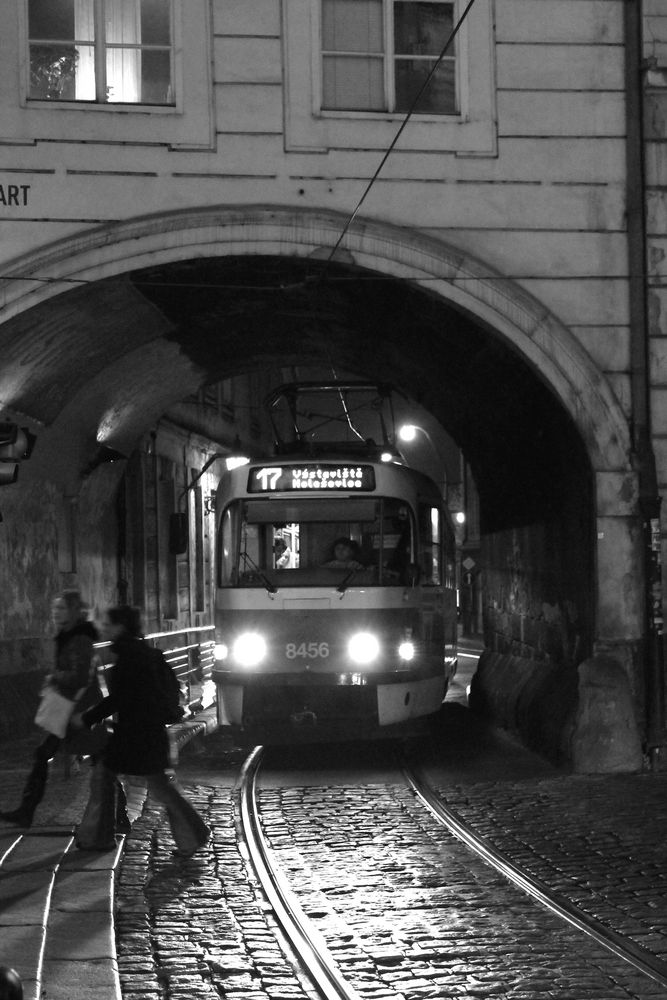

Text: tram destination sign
xmin=248 ymin=464 xmax=376 ymax=493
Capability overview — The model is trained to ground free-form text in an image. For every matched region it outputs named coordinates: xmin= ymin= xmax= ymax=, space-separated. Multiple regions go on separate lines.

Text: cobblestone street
xmin=110 ymin=727 xmax=667 ymax=1000
xmin=3 ymin=713 xmax=667 ymax=1000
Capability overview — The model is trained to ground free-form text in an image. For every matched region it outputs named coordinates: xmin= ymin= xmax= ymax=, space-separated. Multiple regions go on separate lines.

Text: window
xmin=321 ymin=0 xmax=456 ymax=115
xmin=418 ymin=504 xmax=442 ymax=585
xmin=28 ymin=0 xmax=173 ymax=105
xmin=217 ymin=497 xmax=417 ymax=587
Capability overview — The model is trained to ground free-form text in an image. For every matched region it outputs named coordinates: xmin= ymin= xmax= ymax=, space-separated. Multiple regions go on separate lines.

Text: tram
xmin=211 ymin=382 xmax=458 ymax=743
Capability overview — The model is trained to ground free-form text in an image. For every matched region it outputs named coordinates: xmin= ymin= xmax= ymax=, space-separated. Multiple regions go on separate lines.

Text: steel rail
xmin=237 ymin=746 xmax=363 ymax=1000
xmin=402 ymin=761 xmax=667 ymax=990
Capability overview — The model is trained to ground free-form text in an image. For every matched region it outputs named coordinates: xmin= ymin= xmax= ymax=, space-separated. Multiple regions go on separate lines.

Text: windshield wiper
xmin=240 ymin=552 xmax=278 ymax=595
xmin=336 ymin=567 xmax=359 ymax=595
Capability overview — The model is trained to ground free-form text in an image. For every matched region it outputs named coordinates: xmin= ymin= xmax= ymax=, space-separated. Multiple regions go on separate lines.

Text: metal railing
xmin=146 ymin=624 xmax=216 ymax=717
xmin=93 ymin=624 xmax=216 ymax=720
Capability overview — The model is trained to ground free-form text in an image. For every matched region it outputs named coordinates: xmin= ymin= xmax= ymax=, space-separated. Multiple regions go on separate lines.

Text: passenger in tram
xmin=75 ymin=605 xmax=210 ymax=858
xmin=0 ymin=590 xmax=102 ymax=828
xmin=273 ymin=536 xmax=293 ymax=568
xmin=322 ymin=537 xmax=365 ymax=570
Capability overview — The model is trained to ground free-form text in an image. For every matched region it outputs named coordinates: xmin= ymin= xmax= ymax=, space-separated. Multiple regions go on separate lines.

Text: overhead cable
xmin=320 ymin=0 xmax=479 ymax=278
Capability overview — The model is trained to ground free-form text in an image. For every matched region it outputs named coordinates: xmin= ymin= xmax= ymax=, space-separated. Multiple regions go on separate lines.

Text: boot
xmin=1 ymin=752 xmax=50 ymax=828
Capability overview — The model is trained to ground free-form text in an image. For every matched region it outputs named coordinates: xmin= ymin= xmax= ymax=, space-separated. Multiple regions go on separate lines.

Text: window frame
xmin=11 ymin=0 xmax=212 ymax=149
xmin=282 ymin=0 xmax=496 ymax=156
xmin=25 ymin=0 xmax=175 ymax=108
xmin=320 ymin=0 xmax=458 ymax=117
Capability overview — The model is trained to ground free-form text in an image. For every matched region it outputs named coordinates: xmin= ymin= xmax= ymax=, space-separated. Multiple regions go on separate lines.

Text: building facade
xmin=0 ymin=0 xmax=665 ymax=762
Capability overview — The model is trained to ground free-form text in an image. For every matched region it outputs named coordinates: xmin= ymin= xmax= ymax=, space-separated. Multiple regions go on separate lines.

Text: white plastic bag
xmin=34 ymin=685 xmax=77 ymax=738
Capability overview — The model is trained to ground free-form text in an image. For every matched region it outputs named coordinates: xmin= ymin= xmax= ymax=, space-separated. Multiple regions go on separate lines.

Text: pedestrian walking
xmin=0 ymin=590 xmax=101 ymax=828
xmin=76 ymin=605 xmax=210 ymax=858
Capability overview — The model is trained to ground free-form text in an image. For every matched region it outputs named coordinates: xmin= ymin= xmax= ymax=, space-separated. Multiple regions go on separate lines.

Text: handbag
xmin=34 ymin=684 xmax=77 ymax=738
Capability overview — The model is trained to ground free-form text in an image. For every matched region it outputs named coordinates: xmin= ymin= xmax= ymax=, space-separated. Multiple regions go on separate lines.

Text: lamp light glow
xmin=398 ymin=424 xmax=418 ymax=443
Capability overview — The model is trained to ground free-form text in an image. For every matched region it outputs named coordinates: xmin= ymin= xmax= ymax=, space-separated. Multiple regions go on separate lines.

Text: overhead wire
xmin=0 ymin=0 xmax=481 ymax=298
xmin=0 ymin=0 xmax=640 ymax=293
xmin=319 ymin=0 xmax=479 ymax=279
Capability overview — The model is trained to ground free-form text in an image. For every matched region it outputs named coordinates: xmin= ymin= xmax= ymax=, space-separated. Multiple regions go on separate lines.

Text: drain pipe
xmin=624 ymin=0 xmax=665 ymax=765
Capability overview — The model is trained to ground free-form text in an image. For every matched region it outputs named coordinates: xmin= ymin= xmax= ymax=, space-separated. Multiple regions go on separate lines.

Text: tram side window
xmin=218 ymin=504 xmax=238 ymax=586
xmin=419 ymin=504 xmax=442 ymax=585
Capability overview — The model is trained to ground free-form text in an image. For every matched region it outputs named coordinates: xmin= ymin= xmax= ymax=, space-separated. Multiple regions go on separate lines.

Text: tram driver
xmin=322 ymin=538 xmax=365 ymax=570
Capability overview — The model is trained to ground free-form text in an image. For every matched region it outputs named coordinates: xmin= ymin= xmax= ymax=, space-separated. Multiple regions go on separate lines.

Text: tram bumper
xmin=212 ymin=665 xmax=446 ymax=743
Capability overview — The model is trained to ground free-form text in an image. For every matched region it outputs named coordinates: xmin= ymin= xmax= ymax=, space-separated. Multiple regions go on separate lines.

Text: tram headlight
xmin=232 ymin=632 xmax=267 ymax=667
xmin=214 ymin=643 xmax=228 ymax=662
xmin=398 ymin=641 xmax=415 ymax=661
xmin=348 ymin=632 xmax=380 ymax=665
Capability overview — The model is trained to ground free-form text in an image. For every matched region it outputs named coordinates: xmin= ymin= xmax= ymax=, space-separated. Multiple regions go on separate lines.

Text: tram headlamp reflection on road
xmin=348 ymin=632 xmax=380 ymax=665
xmin=232 ymin=632 xmax=267 ymax=667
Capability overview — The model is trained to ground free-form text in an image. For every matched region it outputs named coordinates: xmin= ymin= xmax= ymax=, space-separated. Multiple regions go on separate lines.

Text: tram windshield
xmin=218 ymin=496 xmax=442 ymax=588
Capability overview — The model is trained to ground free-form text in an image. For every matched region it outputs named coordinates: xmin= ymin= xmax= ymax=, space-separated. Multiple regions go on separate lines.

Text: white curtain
xmin=322 ymin=0 xmax=384 ymax=110
xmin=106 ymin=0 xmax=141 ymax=102
xmin=74 ymin=0 xmax=95 ymax=99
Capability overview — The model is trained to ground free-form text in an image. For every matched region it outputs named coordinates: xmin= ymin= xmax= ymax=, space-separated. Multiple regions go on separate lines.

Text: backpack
xmin=147 ymin=646 xmax=185 ymax=725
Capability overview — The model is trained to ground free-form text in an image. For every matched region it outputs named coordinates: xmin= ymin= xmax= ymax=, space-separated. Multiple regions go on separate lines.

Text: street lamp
xmin=397 ymin=423 xmax=447 ymax=495
xmin=397 ymin=422 xmax=466 ymax=530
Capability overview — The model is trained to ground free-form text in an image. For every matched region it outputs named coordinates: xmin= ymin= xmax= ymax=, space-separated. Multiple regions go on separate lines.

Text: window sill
xmin=26 ymin=99 xmax=178 ymax=114
xmin=318 ymin=109 xmax=462 ymax=124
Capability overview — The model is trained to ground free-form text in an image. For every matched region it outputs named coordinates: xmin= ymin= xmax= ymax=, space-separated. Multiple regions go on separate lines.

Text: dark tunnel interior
xmin=129 ymin=255 xmax=594 ymax=535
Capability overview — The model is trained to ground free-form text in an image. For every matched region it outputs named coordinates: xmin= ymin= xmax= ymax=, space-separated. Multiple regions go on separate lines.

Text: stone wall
xmin=469 ymin=650 xmax=644 ymax=772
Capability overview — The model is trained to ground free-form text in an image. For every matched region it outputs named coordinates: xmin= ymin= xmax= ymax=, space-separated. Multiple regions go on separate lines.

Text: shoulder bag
xmin=34 ymin=684 xmax=79 ymax=738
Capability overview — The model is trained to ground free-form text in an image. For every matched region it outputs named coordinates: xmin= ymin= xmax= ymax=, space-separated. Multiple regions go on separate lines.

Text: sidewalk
xmin=0 ymin=709 xmax=217 ymax=1000
xmin=0 ymin=738 xmax=123 ymax=1000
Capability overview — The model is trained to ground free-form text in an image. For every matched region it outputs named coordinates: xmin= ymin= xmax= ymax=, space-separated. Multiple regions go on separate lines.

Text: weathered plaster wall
xmin=482 ymin=520 xmax=593 ymax=671
xmin=644 ymin=3 xmax=667 ymax=723
xmin=0 ymin=476 xmax=60 ymax=672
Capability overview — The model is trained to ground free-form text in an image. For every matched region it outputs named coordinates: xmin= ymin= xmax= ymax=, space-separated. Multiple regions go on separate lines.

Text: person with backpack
xmin=75 ymin=605 xmax=209 ymax=858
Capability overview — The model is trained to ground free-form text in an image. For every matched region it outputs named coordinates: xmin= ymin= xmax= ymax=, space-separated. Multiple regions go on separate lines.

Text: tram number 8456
xmin=286 ymin=642 xmax=330 ymax=659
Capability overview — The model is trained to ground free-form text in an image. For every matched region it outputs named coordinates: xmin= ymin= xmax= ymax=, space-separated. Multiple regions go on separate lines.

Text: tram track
xmin=401 ymin=760 xmax=667 ymax=992
xmin=237 ymin=746 xmax=363 ymax=1000
xmin=238 ymin=744 xmax=667 ymax=1000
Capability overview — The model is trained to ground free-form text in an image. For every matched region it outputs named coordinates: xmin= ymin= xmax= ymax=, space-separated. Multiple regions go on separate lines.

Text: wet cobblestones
xmin=5 ymin=729 xmax=667 ymax=1000
xmin=437 ymin=774 xmax=667 ymax=963
xmin=257 ymin=782 xmax=666 ymax=1000
xmin=115 ymin=789 xmax=315 ymax=1000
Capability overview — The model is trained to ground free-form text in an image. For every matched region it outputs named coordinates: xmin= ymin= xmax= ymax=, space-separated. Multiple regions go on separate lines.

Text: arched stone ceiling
xmin=0 ymin=254 xmax=592 ymax=532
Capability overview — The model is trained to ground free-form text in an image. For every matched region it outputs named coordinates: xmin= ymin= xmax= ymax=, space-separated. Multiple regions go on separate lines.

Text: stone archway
xmin=1 ymin=205 xmax=631 ymax=471
xmin=0 ymin=205 xmax=643 ymax=761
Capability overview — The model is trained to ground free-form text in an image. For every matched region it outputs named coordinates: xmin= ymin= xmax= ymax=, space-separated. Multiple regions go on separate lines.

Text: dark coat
xmin=47 ymin=620 xmax=104 ymax=753
xmin=82 ymin=634 xmax=170 ymax=775
xmin=52 ymin=620 xmax=99 ymax=701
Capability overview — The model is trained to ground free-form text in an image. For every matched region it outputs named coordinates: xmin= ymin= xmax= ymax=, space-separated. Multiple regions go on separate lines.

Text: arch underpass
xmin=0 ymin=207 xmax=645 ymax=768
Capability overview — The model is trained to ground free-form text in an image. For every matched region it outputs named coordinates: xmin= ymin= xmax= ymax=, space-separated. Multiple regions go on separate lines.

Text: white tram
xmin=211 ymin=383 xmax=458 ymax=743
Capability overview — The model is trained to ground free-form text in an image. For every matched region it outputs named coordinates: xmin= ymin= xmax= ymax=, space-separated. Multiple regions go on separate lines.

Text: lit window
xmin=28 ymin=0 xmax=173 ymax=105
xmin=321 ymin=0 xmax=456 ymax=115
